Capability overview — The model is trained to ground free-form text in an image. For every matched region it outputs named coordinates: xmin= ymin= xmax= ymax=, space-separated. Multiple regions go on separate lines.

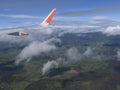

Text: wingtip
xmin=52 ymin=8 xmax=57 ymax=13
xmin=41 ymin=8 xmax=57 ymax=26
xmin=53 ymin=8 xmax=57 ymax=11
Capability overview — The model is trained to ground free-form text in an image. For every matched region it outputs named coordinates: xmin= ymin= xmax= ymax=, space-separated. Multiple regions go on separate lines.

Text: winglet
xmin=41 ymin=8 xmax=56 ymax=26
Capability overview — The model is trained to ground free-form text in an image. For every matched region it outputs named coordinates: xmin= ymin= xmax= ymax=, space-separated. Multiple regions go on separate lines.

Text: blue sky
xmin=0 ymin=0 xmax=120 ymax=28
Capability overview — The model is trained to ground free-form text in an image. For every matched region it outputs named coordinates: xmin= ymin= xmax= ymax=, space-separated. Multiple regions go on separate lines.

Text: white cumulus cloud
xmin=42 ymin=60 xmax=58 ymax=75
xmin=15 ymin=38 xmax=60 ymax=65
xmin=103 ymin=25 xmax=120 ymax=35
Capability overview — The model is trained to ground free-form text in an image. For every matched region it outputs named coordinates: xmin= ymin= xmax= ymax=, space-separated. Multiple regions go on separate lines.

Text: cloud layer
xmin=60 ymin=6 xmax=120 ymax=17
xmin=0 ymin=14 xmax=41 ymax=19
xmin=0 ymin=15 xmax=120 ymax=66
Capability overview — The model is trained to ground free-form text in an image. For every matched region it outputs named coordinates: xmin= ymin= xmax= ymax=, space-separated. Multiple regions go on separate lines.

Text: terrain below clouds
xmin=0 ymin=18 xmax=120 ymax=90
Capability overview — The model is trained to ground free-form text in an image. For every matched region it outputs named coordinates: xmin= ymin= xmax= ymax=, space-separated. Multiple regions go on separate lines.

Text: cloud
xmin=60 ymin=7 xmax=120 ymax=17
xmin=51 ymin=20 xmax=105 ymax=36
xmin=41 ymin=47 xmax=81 ymax=75
xmin=0 ymin=34 xmax=34 ymax=49
xmin=66 ymin=47 xmax=81 ymax=61
xmin=51 ymin=18 xmax=120 ymax=37
xmin=0 ymin=34 xmax=32 ymax=43
xmin=42 ymin=60 xmax=58 ymax=75
xmin=92 ymin=16 xmax=108 ymax=20
xmin=0 ymin=14 xmax=41 ymax=19
xmin=103 ymin=25 xmax=120 ymax=36
xmin=117 ymin=50 xmax=120 ymax=61
xmin=83 ymin=47 xmax=93 ymax=57
xmin=3 ymin=9 xmax=13 ymax=11
xmin=15 ymin=38 xmax=60 ymax=65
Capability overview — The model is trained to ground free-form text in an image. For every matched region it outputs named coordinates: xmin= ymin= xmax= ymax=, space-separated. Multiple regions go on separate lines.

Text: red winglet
xmin=41 ymin=8 xmax=57 ymax=26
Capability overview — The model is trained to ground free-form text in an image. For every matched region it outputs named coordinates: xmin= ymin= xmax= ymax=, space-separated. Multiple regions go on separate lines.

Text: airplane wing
xmin=0 ymin=8 xmax=57 ymax=36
